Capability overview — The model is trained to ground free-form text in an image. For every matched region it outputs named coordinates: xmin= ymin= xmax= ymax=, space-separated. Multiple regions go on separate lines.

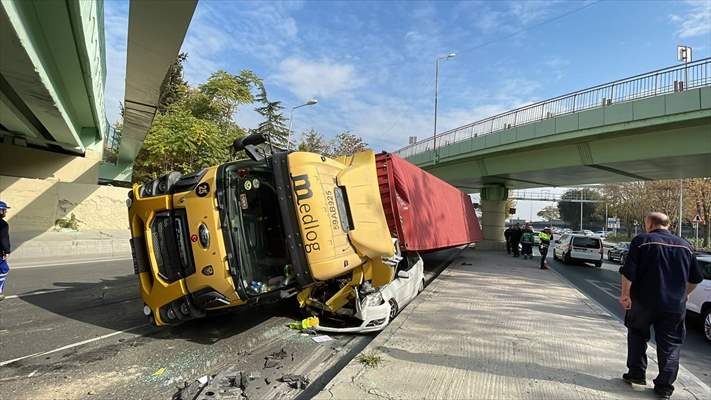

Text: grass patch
xmin=357 ymin=351 xmax=383 ymax=368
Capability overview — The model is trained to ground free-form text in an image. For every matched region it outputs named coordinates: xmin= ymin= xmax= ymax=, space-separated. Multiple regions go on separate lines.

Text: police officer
xmin=0 ymin=201 xmax=10 ymax=301
xmin=538 ymin=228 xmax=552 ymax=270
xmin=619 ymin=212 xmax=703 ymax=400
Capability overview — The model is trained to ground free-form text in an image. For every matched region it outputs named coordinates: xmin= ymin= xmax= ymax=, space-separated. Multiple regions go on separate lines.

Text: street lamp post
xmin=432 ymin=53 xmax=456 ymax=160
xmin=287 ymin=98 xmax=318 ymax=151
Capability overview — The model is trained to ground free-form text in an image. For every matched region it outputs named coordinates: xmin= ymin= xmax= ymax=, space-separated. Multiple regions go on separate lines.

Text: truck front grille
xmin=151 ymin=210 xmax=195 ymax=282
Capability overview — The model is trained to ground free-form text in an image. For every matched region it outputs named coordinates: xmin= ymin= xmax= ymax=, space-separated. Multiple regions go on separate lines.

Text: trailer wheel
xmin=388 ymin=298 xmax=399 ymax=320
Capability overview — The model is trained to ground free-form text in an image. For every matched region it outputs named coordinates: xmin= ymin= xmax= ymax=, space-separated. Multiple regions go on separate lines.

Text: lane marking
xmin=0 ymin=323 xmax=150 ymax=367
xmin=4 ymin=289 xmax=65 ymax=300
xmin=12 ymin=257 xmax=132 ymax=270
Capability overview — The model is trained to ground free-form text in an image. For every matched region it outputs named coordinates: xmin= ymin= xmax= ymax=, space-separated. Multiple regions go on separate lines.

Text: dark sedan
xmin=607 ymin=242 xmax=630 ymax=263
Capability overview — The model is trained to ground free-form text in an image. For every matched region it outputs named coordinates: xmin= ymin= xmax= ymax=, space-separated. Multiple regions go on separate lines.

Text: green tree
xmin=329 ymin=131 xmax=368 ymax=157
xmin=132 ymin=67 xmax=257 ymax=183
xmin=558 ymin=188 xmax=603 ymax=229
xmin=298 ymin=129 xmax=330 ymax=155
xmin=537 ymin=205 xmax=560 ymax=222
xmin=253 ymin=86 xmax=289 ymax=149
xmin=157 ymin=53 xmax=189 ymax=114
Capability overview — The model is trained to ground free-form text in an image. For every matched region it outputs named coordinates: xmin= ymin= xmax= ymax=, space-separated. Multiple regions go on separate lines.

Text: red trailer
xmin=376 ymin=152 xmax=483 ymax=252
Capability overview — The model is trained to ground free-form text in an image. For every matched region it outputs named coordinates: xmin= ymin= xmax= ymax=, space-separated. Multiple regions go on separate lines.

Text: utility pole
xmin=679 ymin=179 xmax=683 ymax=237
xmin=579 ymin=190 xmax=584 ymax=231
xmin=432 ymin=53 xmax=456 ymax=161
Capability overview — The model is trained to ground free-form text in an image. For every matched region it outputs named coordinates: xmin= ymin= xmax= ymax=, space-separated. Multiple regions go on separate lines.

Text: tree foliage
xmin=298 ymin=129 xmax=330 ymax=154
xmin=296 ymin=129 xmax=369 ymax=158
xmin=558 ymin=188 xmax=603 ymax=229
xmin=601 ymin=178 xmax=711 ymax=246
xmin=329 ymin=131 xmax=369 ymax=157
xmin=537 ymin=205 xmax=560 ymax=222
xmin=131 ymin=55 xmax=257 ymax=183
xmin=253 ymin=86 xmax=289 ymax=149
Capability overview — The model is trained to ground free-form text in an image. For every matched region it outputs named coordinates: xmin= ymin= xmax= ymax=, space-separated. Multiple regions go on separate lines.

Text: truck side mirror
xmin=232 ymin=133 xmax=268 ymax=161
xmin=397 ymin=270 xmax=410 ymax=279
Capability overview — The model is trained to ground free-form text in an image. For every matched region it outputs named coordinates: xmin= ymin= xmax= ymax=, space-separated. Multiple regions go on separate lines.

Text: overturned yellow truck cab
xmin=128 ymin=146 xmax=398 ymax=326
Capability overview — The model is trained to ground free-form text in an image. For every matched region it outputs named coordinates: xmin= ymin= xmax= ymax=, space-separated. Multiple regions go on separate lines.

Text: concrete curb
xmin=8 ymin=230 xmax=131 ymax=264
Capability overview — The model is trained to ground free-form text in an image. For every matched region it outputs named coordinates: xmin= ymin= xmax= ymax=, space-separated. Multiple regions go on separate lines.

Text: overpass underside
xmin=409 ymin=87 xmax=711 ymax=192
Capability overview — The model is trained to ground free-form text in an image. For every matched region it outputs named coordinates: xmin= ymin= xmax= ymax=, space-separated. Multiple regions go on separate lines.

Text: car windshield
xmin=225 ymin=165 xmax=291 ymax=296
xmin=572 ymin=236 xmax=601 ymax=248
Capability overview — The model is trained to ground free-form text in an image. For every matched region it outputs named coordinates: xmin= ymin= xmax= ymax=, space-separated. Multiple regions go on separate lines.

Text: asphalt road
xmin=0 ymin=248 xmax=462 ymax=400
xmin=541 ymin=251 xmax=711 ymax=386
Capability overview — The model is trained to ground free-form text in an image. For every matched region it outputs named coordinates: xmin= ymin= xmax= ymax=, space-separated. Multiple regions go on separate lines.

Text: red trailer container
xmin=376 ymin=152 xmax=483 ymax=252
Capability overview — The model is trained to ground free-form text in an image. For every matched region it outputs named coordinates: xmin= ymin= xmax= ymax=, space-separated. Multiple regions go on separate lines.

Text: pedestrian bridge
xmin=397 ymin=59 xmax=711 ymax=192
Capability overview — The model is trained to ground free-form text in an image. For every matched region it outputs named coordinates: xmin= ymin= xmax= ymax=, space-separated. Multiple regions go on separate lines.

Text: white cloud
xmin=272 ymin=58 xmax=364 ymax=99
xmin=670 ymin=0 xmax=711 ymax=39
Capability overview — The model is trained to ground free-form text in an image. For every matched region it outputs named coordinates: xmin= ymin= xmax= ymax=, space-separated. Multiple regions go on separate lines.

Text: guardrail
xmin=396 ymin=58 xmax=711 ymax=158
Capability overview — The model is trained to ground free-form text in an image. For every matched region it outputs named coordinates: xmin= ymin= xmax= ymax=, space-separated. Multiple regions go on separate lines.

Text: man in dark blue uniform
xmin=0 ymin=200 xmax=10 ymax=301
xmin=619 ymin=212 xmax=703 ymax=399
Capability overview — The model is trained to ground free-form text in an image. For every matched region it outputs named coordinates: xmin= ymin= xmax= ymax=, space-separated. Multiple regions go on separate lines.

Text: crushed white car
xmin=316 ymin=253 xmax=425 ymax=333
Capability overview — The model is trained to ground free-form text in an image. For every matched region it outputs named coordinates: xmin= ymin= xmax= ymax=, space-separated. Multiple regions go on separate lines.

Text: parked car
xmin=571 ymin=230 xmax=596 ymax=236
xmin=594 ymin=231 xmax=607 ymax=239
xmin=687 ymin=255 xmax=711 ymax=343
xmin=608 ymin=242 xmax=630 ymax=263
xmin=316 ymin=253 xmax=426 ymax=333
xmin=553 ymin=234 xmax=603 ymax=268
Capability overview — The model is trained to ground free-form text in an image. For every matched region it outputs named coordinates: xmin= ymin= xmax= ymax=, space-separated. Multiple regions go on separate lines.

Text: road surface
xmin=0 ymin=249 xmax=461 ymax=399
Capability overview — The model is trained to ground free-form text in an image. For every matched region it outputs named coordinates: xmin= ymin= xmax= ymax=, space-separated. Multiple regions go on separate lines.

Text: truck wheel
xmin=703 ymin=306 xmax=711 ymax=343
xmin=388 ymin=298 xmax=399 ymax=320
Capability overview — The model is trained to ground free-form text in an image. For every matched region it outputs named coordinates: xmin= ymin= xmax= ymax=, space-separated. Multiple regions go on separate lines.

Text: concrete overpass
xmin=0 ymin=0 xmax=195 ymax=245
xmin=397 ymin=59 xmax=711 ymax=248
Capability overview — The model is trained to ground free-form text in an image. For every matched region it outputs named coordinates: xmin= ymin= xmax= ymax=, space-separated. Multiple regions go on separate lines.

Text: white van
xmin=553 ymin=234 xmax=603 ymax=268
xmin=687 ymin=255 xmax=711 ymax=342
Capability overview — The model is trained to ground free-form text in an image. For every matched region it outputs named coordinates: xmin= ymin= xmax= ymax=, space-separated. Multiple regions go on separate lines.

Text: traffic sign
xmin=692 ymin=214 xmax=703 ymax=224
xmin=607 ymin=217 xmax=620 ymax=229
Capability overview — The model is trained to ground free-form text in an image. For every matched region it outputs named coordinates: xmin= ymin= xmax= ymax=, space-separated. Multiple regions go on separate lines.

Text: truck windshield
xmin=225 ymin=166 xmax=291 ymax=296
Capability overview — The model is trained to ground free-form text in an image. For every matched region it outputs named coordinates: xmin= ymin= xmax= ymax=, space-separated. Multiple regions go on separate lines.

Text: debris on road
xmin=279 ymin=374 xmax=310 ymax=390
xmin=152 ymin=367 xmax=167 ymax=377
xmin=312 ymin=335 xmax=333 ymax=343
xmin=288 ymin=317 xmax=319 ymax=330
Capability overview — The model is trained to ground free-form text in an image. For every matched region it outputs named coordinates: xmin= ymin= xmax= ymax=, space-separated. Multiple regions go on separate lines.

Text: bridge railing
xmin=396 ymin=58 xmax=711 ymax=158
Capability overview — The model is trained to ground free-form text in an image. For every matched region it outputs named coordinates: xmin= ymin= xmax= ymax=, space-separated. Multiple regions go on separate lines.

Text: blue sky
xmin=104 ymin=0 xmax=710 ymax=220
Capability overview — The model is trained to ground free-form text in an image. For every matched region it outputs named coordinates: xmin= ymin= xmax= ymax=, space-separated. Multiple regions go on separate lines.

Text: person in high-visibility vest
xmin=538 ymin=228 xmax=552 ymax=270
xmin=0 ymin=200 xmax=11 ymax=301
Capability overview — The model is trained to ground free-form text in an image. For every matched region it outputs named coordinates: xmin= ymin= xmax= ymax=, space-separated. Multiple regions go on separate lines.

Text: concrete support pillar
xmin=478 ymin=185 xmax=509 ymax=251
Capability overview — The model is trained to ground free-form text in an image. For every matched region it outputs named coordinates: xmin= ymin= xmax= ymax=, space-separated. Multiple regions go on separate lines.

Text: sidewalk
xmin=316 ymin=249 xmax=711 ymax=400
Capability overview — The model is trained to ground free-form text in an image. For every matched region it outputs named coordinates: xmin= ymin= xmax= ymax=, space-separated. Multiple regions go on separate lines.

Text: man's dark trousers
xmin=625 ymin=304 xmax=685 ymax=394
xmin=511 ymin=240 xmax=520 ymax=257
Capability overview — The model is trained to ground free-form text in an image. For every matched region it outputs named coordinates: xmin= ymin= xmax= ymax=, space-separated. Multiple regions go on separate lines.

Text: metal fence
xmin=396 ymin=58 xmax=711 ymax=158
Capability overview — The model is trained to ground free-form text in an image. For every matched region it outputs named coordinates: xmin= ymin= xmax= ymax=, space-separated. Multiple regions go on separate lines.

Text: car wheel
xmin=620 ymin=254 xmax=627 ymax=265
xmin=553 ymin=250 xmax=559 ymax=261
xmin=563 ymin=252 xmax=571 ymax=265
xmin=388 ymin=298 xmax=399 ymax=320
xmin=418 ymin=279 xmax=425 ymax=293
xmin=595 ymin=261 xmax=602 ymax=268
xmin=703 ymin=307 xmax=711 ymax=343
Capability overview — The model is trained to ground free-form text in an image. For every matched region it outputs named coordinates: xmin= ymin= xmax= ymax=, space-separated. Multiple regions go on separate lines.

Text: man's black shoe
xmin=653 ymin=388 xmax=672 ymax=399
xmin=622 ymin=373 xmax=646 ymax=385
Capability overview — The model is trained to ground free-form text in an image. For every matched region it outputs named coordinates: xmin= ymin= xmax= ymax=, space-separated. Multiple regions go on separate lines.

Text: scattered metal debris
xmin=279 ymin=374 xmax=310 ymax=390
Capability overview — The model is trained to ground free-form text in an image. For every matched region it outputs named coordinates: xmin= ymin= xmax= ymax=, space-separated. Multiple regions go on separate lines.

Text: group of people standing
xmin=503 ymin=223 xmax=552 ymax=270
